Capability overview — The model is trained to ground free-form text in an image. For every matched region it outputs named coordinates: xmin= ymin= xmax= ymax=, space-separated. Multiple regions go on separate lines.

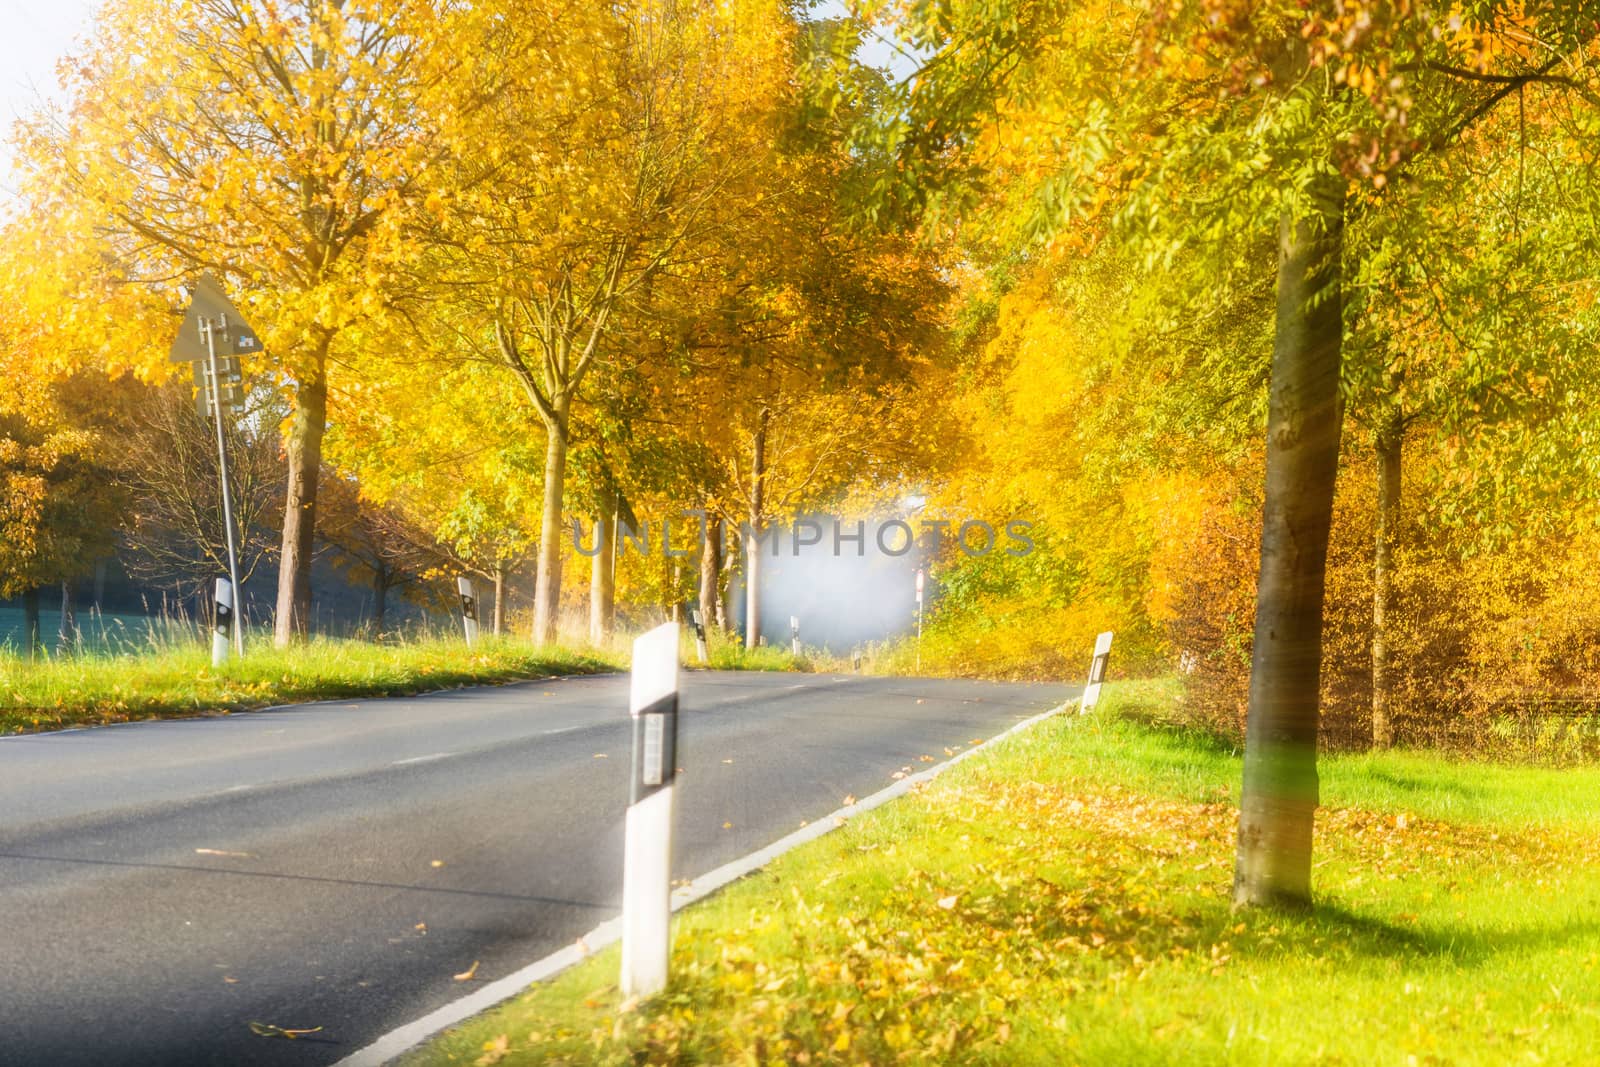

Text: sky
xmin=0 ymin=0 xmax=97 ymax=196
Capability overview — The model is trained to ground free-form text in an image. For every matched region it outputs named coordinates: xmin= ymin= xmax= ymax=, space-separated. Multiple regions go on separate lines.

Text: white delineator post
xmin=688 ymin=607 xmax=709 ymax=665
xmin=915 ymin=569 xmax=925 ymax=671
xmin=211 ymin=579 xmax=234 ymax=669
xmin=1079 ymin=630 xmax=1114 ymax=713
xmin=622 ymin=622 xmax=680 ymax=998
xmin=789 ymin=615 xmax=800 ymax=657
xmin=457 ymin=577 xmax=479 ymax=648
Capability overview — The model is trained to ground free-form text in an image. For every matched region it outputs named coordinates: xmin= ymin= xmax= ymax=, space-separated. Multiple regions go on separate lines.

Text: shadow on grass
xmin=1232 ymin=901 xmax=1600 ymax=969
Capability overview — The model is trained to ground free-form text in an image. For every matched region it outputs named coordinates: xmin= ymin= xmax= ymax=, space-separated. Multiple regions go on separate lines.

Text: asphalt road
xmin=0 ymin=669 xmax=1071 ymax=1066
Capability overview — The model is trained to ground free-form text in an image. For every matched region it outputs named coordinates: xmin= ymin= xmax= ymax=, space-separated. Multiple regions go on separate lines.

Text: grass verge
xmin=0 ymin=634 xmax=622 ymax=734
xmin=408 ymin=677 xmax=1600 ymax=1066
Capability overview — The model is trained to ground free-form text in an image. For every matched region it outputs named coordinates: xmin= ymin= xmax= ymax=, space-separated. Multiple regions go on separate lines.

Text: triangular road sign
xmin=168 ymin=274 xmax=265 ymax=364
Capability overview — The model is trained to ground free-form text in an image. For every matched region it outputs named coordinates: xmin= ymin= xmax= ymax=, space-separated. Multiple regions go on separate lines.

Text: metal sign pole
xmin=202 ymin=318 xmax=245 ymax=658
xmin=621 ymin=623 xmax=680 ymax=998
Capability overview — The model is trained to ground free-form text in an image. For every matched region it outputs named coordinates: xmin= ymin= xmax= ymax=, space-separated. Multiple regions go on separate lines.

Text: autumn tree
xmin=851 ymin=0 xmax=1600 ymax=907
xmin=405 ymin=0 xmax=797 ymax=644
xmin=15 ymin=0 xmax=461 ymax=645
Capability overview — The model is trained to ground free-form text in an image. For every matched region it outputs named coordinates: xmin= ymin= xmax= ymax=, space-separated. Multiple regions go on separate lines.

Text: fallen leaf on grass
xmin=248 ymin=1022 xmax=323 ymax=1040
xmin=454 ymin=960 xmax=480 ymax=981
xmin=476 ymin=1034 xmax=510 ymax=1066
xmin=937 ymin=894 xmax=959 ymax=910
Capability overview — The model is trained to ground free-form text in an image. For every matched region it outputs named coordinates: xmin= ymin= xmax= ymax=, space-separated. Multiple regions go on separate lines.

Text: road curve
xmin=0 ymin=670 xmax=1071 ymax=1065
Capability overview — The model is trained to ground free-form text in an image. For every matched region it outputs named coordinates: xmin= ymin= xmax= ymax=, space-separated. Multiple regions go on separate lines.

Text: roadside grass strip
xmin=406 ymin=679 xmax=1600 ymax=1066
xmin=0 ymin=636 xmax=621 ymax=734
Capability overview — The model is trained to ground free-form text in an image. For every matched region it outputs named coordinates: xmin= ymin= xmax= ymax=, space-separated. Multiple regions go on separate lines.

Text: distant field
xmin=0 ymin=606 xmax=178 ymax=656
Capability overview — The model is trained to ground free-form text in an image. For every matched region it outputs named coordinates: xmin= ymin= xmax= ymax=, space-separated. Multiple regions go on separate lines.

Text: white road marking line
xmin=392 ymin=752 xmax=453 ymax=766
xmin=333 ymin=697 xmax=1076 ymax=1067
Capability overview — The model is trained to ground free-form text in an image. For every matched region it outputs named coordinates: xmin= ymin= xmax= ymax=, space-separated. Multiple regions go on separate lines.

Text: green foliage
xmin=404 ymin=681 xmax=1600 ymax=1066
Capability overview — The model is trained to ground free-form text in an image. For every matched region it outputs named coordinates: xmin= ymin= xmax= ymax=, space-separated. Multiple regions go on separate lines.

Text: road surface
xmin=0 ymin=670 xmax=1071 ymax=1065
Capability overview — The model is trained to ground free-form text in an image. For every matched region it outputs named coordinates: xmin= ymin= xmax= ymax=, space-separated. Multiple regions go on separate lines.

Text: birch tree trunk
xmin=493 ymin=565 xmax=508 ymax=637
xmin=743 ymin=409 xmax=769 ymax=650
xmin=24 ymin=586 xmax=42 ymax=660
xmin=275 ymin=356 xmax=329 ymax=647
xmin=58 ymin=580 xmax=78 ymax=654
xmin=699 ymin=514 xmax=722 ymax=634
xmin=1233 ymin=182 xmax=1346 ymax=911
xmin=371 ymin=568 xmax=389 ymax=640
xmin=590 ymin=485 xmax=616 ymax=646
xmin=532 ymin=397 xmax=571 ymax=645
xmin=1371 ymin=415 xmax=1403 ymax=748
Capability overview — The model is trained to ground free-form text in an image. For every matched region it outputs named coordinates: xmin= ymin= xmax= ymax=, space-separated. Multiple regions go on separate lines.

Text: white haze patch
xmin=730 ymin=514 xmax=927 ymax=654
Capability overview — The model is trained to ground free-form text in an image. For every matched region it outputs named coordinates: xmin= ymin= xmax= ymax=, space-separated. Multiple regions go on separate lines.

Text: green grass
xmin=408 ymin=677 xmax=1600 ymax=1067
xmin=0 ymin=633 xmax=622 ymax=734
xmin=0 ymin=604 xmax=181 ymax=656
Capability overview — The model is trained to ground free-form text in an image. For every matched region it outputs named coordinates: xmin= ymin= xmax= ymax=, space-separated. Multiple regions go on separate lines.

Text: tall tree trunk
xmin=493 ymin=565 xmax=508 ymax=637
xmin=23 ymin=586 xmax=42 ymax=659
xmin=532 ymin=399 xmax=571 ymax=645
xmin=1371 ymin=413 xmax=1403 ymax=748
xmin=699 ymin=513 xmax=722 ymax=634
xmin=58 ymin=580 xmax=77 ymax=654
xmin=274 ymin=358 xmax=329 ymax=647
xmin=589 ymin=482 xmax=616 ymax=646
xmin=371 ymin=567 xmax=389 ymax=639
xmin=744 ymin=408 xmax=769 ymax=650
xmin=1233 ymin=184 xmax=1346 ymax=911
xmin=718 ymin=538 xmax=734 ymax=632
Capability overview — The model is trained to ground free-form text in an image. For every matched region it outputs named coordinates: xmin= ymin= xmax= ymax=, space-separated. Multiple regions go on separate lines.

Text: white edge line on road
xmin=392 ymin=752 xmax=454 ymax=766
xmin=332 ymin=696 xmax=1075 ymax=1067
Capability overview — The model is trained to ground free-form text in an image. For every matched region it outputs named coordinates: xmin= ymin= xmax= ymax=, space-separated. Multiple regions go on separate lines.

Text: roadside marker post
xmin=789 ymin=615 xmax=800 ymax=657
xmin=1079 ymin=630 xmax=1114 ymax=713
xmin=211 ymin=579 xmax=234 ymax=669
xmin=915 ymin=569 xmax=925 ymax=671
xmin=622 ymin=623 xmax=680 ymax=998
xmin=457 ymin=577 xmax=479 ymax=648
xmin=687 ymin=606 xmax=709 ymax=664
